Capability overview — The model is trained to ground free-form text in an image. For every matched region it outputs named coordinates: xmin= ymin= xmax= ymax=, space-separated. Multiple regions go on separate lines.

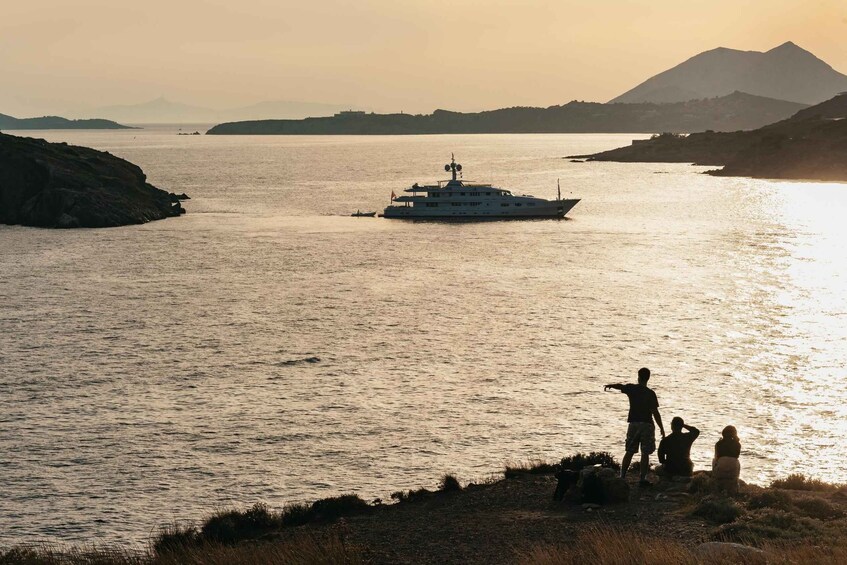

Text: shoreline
xmin=5 ymin=456 xmax=847 ymax=564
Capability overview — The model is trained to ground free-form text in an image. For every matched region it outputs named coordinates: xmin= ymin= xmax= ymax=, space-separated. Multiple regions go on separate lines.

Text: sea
xmin=1 ymin=126 xmax=846 ymax=547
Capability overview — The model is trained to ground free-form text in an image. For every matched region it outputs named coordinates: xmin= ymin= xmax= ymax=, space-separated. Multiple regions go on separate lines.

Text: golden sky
xmin=2 ymin=0 xmax=845 ymax=116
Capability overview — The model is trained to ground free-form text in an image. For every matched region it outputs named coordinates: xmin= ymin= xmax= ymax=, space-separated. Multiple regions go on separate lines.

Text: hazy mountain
xmin=93 ymin=97 xmax=354 ymax=124
xmin=611 ymin=42 xmax=847 ymax=105
xmin=207 ymin=91 xmax=807 ymax=135
xmin=0 ymin=113 xmax=132 ymax=130
xmin=94 ymin=97 xmax=219 ymax=123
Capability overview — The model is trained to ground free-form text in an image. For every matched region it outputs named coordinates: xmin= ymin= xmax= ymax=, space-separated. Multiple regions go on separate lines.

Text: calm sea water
xmin=1 ymin=127 xmax=846 ymax=546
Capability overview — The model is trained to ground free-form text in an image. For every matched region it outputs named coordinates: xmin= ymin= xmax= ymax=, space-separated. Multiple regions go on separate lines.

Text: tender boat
xmin=382 ymin=155 xmax=580 ymax=220
xmin=351 ymin=210 xmax=377 ymax=217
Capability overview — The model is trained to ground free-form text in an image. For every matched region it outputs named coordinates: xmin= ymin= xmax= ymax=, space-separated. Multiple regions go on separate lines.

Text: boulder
xmin=695 ymin=542 xmax=767 ymax=564
xmin=577 ymin=465 xmax=629 ymax=504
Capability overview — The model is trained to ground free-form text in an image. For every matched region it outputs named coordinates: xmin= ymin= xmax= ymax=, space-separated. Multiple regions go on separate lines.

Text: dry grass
xmin=504 ymin=459 xmax=558 ymax=479
xmin=518 ymin=526 xmax=847 ymax=565
xmin=1 ymin=532 xmax=361 ymax=565
xmin=517 ymin=526 xmax=699 ymax=565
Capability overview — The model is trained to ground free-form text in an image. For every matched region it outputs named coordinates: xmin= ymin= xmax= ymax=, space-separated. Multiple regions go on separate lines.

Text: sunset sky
xmin=2 ymin=0 xmax=846 ymax=116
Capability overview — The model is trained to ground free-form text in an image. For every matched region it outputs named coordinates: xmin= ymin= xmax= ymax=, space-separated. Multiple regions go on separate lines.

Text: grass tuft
xmin=692 ymin=495 xmax=745 ymax=524
xmin=770 ymin=474 xmax=841 ymax=492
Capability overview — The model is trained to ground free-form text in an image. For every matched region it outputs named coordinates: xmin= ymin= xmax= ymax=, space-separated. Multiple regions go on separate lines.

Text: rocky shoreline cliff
xmin=0 ymin=133 xmax=187 ymax=228
xmin=574 ymin=94 xmax=847 ymax=182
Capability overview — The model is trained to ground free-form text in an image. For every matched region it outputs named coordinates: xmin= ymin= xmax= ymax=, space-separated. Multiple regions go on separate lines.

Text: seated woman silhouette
xmin=712 ymin=425 xmax=741 ymax=494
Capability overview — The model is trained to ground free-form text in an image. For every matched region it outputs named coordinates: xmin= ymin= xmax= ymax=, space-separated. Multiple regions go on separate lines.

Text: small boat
xmin=383 ymin=155 xmax=580 ymax=220
xmin=351 ymin=210 xmax=377 ymax=217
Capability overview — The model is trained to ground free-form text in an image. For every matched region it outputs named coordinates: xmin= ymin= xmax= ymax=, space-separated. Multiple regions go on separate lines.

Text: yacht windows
xmin=451 ymin=202 xmax=462 ymax=207
xmin=515 ymin=203 xmax=522 ymax=207
xmin=501 ymin=203 xmax=509 ymax=207
xmin=425 ymin=202 xmax=439 ymax=208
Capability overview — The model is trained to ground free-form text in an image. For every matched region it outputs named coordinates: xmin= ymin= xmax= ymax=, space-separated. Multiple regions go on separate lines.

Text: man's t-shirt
xmin=658 ymin=428 xmax=700 ymax=475
xmin=621 ymin=384 xmax=659 ymax=423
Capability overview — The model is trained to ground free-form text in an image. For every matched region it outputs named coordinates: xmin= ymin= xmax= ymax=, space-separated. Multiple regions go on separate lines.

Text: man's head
xmin=637 ymin=367 xmax=651 ymax=385
xmin=671 ymin=417 xmax=684 ymax=432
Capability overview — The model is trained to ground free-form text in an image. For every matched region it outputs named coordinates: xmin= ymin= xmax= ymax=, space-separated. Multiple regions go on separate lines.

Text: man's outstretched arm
xmin=604 ymin=383 xmax=624 ymax=391
xmin=653 ymin=407 xmax=665 ymax=438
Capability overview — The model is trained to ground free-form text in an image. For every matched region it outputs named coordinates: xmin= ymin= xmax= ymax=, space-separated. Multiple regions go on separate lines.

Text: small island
xmin=0 ymin=113 xmax=133 ymax=130
xmin=574 ymin=93 xmax=847 ymax=182
xmin=206 ymin=92 xmax=806 ymax=136
xmin=0 ymin=133 xmax=187 ymax=228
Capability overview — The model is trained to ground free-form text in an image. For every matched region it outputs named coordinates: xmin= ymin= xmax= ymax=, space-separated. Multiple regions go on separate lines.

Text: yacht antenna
xmin=557 ymin=178 xmax=561 ymax=201
xmin=444 ymin=154 xmax=462 ymax=181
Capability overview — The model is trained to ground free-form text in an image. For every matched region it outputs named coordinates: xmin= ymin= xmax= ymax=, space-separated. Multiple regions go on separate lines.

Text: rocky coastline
xmin=4 ymin=454 xmax=847 ymax=564
xmin=0 ymin=133 xmax=187 ymax=228
xmin=573 ymin=93 xmax=847 ymax=182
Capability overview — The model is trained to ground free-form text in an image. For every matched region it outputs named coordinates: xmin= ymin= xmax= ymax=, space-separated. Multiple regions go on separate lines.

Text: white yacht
xmin=382 ymin=156 xmax=580 ymax=220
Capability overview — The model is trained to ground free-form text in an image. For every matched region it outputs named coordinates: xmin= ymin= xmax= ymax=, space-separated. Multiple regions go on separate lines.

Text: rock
xmin=0 ymin=132 xmax=188 ymax=228
xmin=577 ymin=466 xmax=630 ymax=504
xmin=695 ymin=542 xmax=767 ymax=564
xmin=581 ymin=503 xmax=601 ymax=510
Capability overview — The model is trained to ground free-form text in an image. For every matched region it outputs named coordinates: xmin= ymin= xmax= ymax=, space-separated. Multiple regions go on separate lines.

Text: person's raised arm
xmin=604 ymin=383 xmax=624 ymax=391
xmin=685 ymin=424 xmax=700 ymax=441
xmin=653 ymin=407 xmax=665 ymax=438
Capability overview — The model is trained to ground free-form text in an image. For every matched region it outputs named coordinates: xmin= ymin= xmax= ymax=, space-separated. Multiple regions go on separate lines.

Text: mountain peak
xmin=610 ymin=42 xmax=847 ymax=105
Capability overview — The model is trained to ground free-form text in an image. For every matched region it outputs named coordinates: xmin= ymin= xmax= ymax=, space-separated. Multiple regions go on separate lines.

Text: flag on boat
xmin=390 ymin=191 xmax=397 ymax=200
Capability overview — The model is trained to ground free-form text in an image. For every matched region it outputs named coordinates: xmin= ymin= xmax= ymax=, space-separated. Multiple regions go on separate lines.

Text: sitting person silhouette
xmin=712 ymin=425 xmax=741 ymax=494
xmin=657 ymin=417 xmax=699 ymax=478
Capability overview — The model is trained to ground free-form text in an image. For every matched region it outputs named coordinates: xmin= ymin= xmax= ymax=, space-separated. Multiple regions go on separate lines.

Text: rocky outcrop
xmin=0 ymin=133 xmax=187 ymax=228
xmin=575 ymin=93 xmax=847 ymax=181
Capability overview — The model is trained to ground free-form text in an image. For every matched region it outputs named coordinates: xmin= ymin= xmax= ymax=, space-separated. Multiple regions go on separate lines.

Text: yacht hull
xmin=383 ymin=199 xmax=580 ymax=220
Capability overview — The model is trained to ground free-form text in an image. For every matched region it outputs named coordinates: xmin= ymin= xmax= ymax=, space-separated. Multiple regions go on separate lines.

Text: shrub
xmin=559 ymin=452 xmax=620 ymax=472
xmin=770 ymin=474 xmax=839 ymax=492
xmin=688 ymin=473 xmax=712 ymax=495
xmin=200 ymin=503 xmax=284 ymax=545
xmin=792 ymin=496 xmax=844 ymax=520
xmin=308 ymin=495 xmax=371 ymax=522
xmin=439 ymin=474 xmax=462 ymax=492
xmin=153 ymin=523 xmax=201 ymax=555
xmin=692 ymin=495 xmax=744 ymax=524
xmin=390 ymin=487 xmax=432 ymax=503
xmin=715 ymin=508 xmax=823 ymax=543
xmin=504 ymin=460 xmax=558 ymax=479
xmin=747 ymin=490 xmax=793 ymax=512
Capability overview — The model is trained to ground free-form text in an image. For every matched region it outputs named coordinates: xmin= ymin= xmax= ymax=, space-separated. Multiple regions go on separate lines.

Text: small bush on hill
xmin=439 ymin=474 xmax=462 ymax=492
xmin=688 ymin=472 xmax=711 ymax=495
xmin=792 ymin=496 xmax=844 ymax=520
xmin=201 ymin=503 xmax=283 ymax=544
xmin=747 ymin=490 xmax=794 ymax=512
xmin=504 ymin=460 xmax=558 ymax=479
xmin=770 ymin=474 xmax=839 ymax=492
xmin=692 ymin=495 xmax=744 ymax=524
xmin=559 ymin=452 xmax=620 ymax=472
xmin=715 ymin=508 xmax=823 ymax=543
xmin=390 ymin=487 xmax=432 ymax=503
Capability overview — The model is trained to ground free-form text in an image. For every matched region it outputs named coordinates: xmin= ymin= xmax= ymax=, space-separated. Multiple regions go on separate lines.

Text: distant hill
xmin=575 ymin=94 xmax=847 ymax=181
xmin=0 ymin=113 xmax=132 ymax=130
xmin=93 ymin=97 xmax=353 ymax=124
xmin=207 ymin=92 xmax=806 ymax=135
xmin=611 ymin=42 xmax=847 ymax=105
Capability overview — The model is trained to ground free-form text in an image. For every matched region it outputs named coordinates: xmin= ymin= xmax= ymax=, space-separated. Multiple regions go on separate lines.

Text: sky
xmin=2 ymin=0 xmax=846 ymax=117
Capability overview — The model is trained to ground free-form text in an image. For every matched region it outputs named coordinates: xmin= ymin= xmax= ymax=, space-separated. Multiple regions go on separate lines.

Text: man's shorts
xmin=625 ymin=422 xmax=656 ymax=454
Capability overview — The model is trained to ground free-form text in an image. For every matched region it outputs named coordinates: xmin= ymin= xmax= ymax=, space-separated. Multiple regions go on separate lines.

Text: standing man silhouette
xmin=605 ymin=367 xmax=665 ymax=486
